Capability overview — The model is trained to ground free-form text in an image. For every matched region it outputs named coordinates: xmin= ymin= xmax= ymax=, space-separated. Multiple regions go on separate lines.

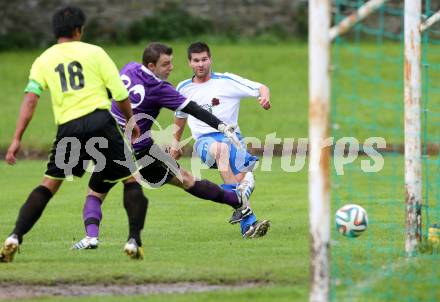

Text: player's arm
xmin=170 ymin=116 xmax=187 ymax=160
xmin=181 ymin=101 xmax=224 ymax=129
xmin=258 ymin=84 xmax=271 ymax=110
xmin=7 ymin=57 xmax=49 ymax=164
xmin=6 ymin=92 xmax=40 ymax=165
xmin=114 ymin=98 xmax=140 ymax=143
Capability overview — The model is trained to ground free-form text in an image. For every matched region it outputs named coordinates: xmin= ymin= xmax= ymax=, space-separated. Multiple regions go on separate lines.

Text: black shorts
xmin=45 ymin=109 xmax=135 ymax=182
xmin=135 ymin=144 xmax=180 ymax=188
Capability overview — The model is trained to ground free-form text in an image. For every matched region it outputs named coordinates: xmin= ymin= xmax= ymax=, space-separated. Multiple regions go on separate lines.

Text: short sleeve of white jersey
xmin=175 ymin=79 xmax=191 ymax=119
xmin=222 ymin=72 xmax=262 ymax=98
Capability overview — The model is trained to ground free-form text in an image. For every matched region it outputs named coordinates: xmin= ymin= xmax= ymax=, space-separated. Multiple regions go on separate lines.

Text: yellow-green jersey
xmin=25 ymin=41 xmax=128 ymax=125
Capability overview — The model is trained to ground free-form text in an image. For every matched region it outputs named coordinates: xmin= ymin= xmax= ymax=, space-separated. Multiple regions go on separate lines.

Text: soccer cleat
xmin=72 ymin=236 xmax=99 ymax=250
xmin=0 ymin=234 xmax=20 ymax=263
xmin=124 ymin=238 xmax=144 ymax=260
xmin=243 ymin=220 xmax=270 ymax=239
xmin=237 ymin=172 xmax=255 ymax=207
xmin=229 ymin=206 xmax=253 ymax=224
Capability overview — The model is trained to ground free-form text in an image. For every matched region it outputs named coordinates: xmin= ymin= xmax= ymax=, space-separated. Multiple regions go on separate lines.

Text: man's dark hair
xmin=142 ymin=42 xmax=173 ymax=66
xmin=52 ymin=6 xmax=86 ymax=39
xmin=187 ymin=42 xmax=211 ymax=60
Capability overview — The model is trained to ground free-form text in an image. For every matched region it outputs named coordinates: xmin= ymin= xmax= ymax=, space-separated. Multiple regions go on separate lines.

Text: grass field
xmin=2 ymin=40 xmax=440 ymax=301
xmin=0 ymin=158 xmax=307 ymax=301
xmin=1 ymin=156 xmax=440 ymax=301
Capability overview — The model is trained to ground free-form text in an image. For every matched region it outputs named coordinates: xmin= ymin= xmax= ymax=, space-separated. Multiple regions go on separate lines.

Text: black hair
xmin=52 ymin=6 xmax=86 ymax=39
xmin=187 ymin=42 xmax=211 ymax=60
xmin=142 ymin=42 xmax=173 ymax=66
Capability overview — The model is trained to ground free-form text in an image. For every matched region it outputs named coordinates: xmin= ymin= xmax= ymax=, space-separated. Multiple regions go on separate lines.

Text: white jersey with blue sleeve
xmin=175 ymin=72 xmax=262 ymax=139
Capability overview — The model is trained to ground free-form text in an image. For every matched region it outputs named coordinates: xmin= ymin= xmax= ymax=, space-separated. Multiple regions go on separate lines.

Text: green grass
xmin=0 ymin=158 xmax=307 ymax=301
xmin=0 ymin=41 xmax=308 ymax=150
xmin=1 ymin=157 xmax=440 ymax=301
xmin=2 ymin=41 xmax=440 ymax=150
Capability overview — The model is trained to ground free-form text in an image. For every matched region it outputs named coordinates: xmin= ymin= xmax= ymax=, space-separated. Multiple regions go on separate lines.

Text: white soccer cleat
xmin=124 ymin=238 xmax=144 ymax=260
xmin=237 ymin=172 xmax=255 ymax=207
xmin=0 ymin=234 xmax=20 ymax=263
xmin=72 ymin=236 xmax=99 ymax=250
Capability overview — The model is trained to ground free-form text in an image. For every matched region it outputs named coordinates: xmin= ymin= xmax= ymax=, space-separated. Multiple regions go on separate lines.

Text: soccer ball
xmin=335 ymin=204 xmax=368 ymax=238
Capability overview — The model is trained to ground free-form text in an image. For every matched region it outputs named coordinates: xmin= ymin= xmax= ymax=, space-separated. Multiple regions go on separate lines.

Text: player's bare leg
xmin=207 ymin=142 xmax=256 ymax=224
xmin=209 ymin=142 xmax=239 ymax=184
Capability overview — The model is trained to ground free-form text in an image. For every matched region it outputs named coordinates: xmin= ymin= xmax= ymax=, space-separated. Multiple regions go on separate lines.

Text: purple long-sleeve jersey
xmin=111 ymin=62 xmax=189 ymax=152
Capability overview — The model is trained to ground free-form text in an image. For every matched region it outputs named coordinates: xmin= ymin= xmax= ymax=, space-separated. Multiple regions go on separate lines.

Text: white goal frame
xmin=307 ymin=0 xmax=440 ymax=301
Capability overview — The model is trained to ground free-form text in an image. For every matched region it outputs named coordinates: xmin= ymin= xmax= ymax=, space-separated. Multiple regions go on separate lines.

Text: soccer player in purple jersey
xmin=72 ymin=42 xmax=255 ymax=250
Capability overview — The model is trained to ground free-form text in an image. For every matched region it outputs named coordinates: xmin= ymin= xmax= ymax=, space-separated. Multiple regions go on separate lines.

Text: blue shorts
xmin=194 ymin=132 xmax=259 ymax=175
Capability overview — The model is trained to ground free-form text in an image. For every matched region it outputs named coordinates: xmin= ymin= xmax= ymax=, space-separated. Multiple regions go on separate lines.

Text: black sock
xmin=123 ymin=182 xmax=148 ymax=246
xmin=12 ymin=185 xmax=53 ymax=243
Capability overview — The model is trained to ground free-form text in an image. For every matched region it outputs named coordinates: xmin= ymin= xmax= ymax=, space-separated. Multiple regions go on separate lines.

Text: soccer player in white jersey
xmin=172 ymin=42 xmax=271 ymax=238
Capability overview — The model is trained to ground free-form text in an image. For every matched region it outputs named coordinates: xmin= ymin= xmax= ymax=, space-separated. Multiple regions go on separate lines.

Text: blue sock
xmin=220 ymin=183 xmax=238 ymax=191
xmin=222 ymin=183 xmax=255 ymax=234
xmin=240 ymin=213 xmax=257 ymax=234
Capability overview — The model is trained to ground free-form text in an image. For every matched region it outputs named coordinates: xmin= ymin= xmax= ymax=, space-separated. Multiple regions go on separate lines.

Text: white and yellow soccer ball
xmin=335 ymin=204 xmax=368 ymax=238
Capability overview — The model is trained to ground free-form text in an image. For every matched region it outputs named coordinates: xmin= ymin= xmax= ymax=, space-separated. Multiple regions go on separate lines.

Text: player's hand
xmin=130 ymin=123 xmax=140 ymax=144
xmin=258 ymin=96 xmax=271 ymax=110
xmin=6 ymin=138 xmax=21 ymax=165
xmin=169 ymin=147 xmax=183 ymax=160
xmin=218 ymin=123 xmax=243 ymax=150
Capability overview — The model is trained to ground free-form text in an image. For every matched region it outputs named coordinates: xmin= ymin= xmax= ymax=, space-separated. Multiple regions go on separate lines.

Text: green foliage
xmin=0 ymin=32 xmax=49 ymax=51
xmin=255 ymin=24 xmax=289 ymax=42
xmin=292 ymin=1 xmax=308 ymax=40
xmin=418 ymin=237 xmax=440 ymax=255
xmin=82 ymin=18 xmax=129 ymax=45
xmin=0 ymin=3 xmax=309 ymax=51
xmin=127 ymin=5 xmax=213 ymax=43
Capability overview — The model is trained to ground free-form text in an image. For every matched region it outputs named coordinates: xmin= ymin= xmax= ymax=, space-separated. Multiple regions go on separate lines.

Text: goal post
xmin=308 ymin=0 xmax=426 ymax=300
xmin=420 ymin=10 xmax=440 ymax=33
xmin=308 ymin=0 xmax=331 ymax=301
xmin=404 ymin=0 xmax=422 ymax=257
xmin=329 ymin=0 xmax=388 ymax=42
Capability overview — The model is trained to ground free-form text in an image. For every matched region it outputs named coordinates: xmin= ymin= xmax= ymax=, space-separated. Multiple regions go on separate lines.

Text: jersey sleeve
xmin=174 ymin=80 xmax=191 ymax=118
xmin=175 ymin=110 xmax=189 ymax=119
xmin=28 ymin=57 xmax=48 ymax=91
xmin=223 ymin=72 xmax=262 ymax=99
xmin=153 ymin=82 xmax=190 ymax=111
xmin=96 ymin=48 xmax=128 ymax=101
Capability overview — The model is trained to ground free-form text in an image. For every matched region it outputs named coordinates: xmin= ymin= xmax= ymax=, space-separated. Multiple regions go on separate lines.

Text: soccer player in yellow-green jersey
xmin=0 ymin=6 xmax=147 ymax=263
xmin=28 ymin=41 xmax=130 ymax=124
